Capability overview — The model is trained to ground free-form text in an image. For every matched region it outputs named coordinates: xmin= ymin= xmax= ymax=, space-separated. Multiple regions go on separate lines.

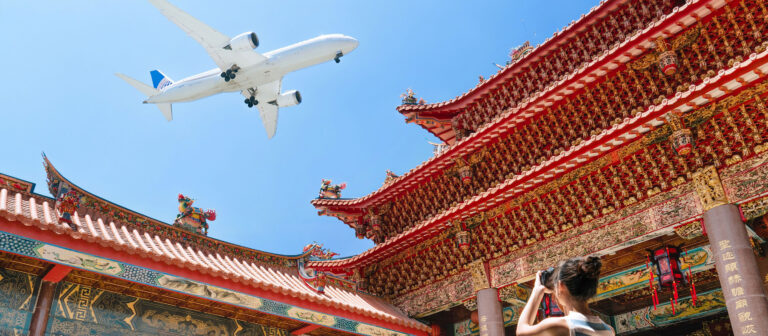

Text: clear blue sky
xmin=0 ymin=0 xmax=599 ymax=257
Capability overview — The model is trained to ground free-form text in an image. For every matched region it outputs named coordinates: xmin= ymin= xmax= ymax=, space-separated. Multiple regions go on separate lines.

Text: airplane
xmin=116 ymin=0 xmax=359 ymax=138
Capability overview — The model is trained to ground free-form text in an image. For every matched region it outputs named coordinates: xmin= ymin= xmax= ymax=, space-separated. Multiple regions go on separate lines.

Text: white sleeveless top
xmin=565 ymin=311 xmax=615 ymax=336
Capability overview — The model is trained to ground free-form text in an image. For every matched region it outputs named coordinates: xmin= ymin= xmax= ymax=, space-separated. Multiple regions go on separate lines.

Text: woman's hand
xmin=533 ymin=271 xmax=553 ymax=294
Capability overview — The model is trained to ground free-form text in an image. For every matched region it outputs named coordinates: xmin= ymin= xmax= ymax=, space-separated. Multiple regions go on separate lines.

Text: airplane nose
xmin=344 ymin=37 xmax=359 ymax=53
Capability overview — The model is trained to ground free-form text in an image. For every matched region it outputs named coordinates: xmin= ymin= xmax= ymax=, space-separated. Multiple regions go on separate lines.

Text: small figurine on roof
xmin=318 ymin=179 xmax=346 ymax=199
xmin=509 ymin=41 xmax=534 ymax=63
xmin=400 ymin=88 xmax=427 ymax=105
xmin=384 ymin=170 xmax=398 ymax=185
xmin=174 ymin=194 xmax=216 ymax=235
xmin=302 ymin=243 xmax=339 ymax=260
xmin=56 ymin=189 xmax=80 ymax=229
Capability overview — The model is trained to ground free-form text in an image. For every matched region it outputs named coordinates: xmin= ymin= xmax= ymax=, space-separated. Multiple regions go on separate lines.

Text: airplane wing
xmin=148 ymin=0 xmax=266 ymax=71
xmin=244 ymin=80 xmax=282 ymax=138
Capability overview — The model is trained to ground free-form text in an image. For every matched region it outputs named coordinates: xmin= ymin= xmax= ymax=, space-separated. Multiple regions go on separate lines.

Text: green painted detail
xmin=47 ymin=281 xmax=289 ymax=336
xmin=613 ymin=289 xmax=726 ymax=334
xmin=0 ymin=268 xmax=40 ymax=335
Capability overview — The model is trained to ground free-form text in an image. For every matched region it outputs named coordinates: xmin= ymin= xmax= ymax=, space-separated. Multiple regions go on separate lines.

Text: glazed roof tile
xmin=0 ymin=186 xmax=429 ymax=332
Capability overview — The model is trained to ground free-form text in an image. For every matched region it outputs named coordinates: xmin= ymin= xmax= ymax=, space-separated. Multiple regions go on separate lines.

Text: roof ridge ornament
xmin=174 ymin=194 xmax=216 ymax=236
xmin=302 ymin=242 xmax=339 ymax=261
xmin=319 ymin=179 xmax=346 ymax=199
xmin=400 ymin=88 xmax=426 ymax=106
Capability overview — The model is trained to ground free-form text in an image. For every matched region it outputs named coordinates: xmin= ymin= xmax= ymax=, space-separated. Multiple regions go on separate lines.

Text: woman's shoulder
xmin=570 ymin=314 xmax=615 ymax=335
xmin=539 ymin=317 xmax=571 ymax=336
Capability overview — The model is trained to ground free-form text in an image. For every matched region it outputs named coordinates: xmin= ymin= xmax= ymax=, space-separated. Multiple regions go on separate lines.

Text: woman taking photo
xmin=516 ymin=256 xmax=615 ymax=336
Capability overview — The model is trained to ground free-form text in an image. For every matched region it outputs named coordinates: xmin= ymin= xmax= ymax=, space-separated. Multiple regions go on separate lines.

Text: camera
xmin=540 ymin=267 xmax=556 ymax=289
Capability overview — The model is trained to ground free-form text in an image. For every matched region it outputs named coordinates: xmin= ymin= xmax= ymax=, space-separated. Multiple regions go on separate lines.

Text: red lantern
xmin=355 ymin=224 xmax=366 ymax=239
xmin=647 ymin=245 xmax=695 ymax=315
xmin=540 ymin=293 xmax=564 ymax=318
xmin=670 ymin=129 xmax=693 ymax=156
xmin=369 ymin=214 xmax=381 ymax=232
xmin=470 ymin=310 xmax=479 ymax=324
xmin=651 ymin=246 xmax=685 ymax=289
xmin=658 ymin=51 xmax=678 ymax=75
xmin=459 ymin=166 xmax=472 ymax=184
xmin=656 ymin=37 xmax=678 ymax=76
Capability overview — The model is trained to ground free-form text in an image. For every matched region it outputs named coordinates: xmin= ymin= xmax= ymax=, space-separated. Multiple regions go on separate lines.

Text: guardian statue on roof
xmin=174 ymin=194 xmax=216 ymax=235
xmin=318 ymin=179 xmax=346 ymax=199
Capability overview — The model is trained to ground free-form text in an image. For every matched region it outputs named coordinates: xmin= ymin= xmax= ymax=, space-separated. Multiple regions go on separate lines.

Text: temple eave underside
xmin=309 ymin=0 xmax=768 ymax=333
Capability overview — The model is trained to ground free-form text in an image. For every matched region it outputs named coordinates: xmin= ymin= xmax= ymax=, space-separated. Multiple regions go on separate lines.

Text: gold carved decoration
xmin=692 ymin=166 xmax=728 ymax=211
xmin=674 ymin=220 xmax=704 ymax=240
xmin=462 ymin=298 xmax=478 ymax=312
xmin=468 ymin=259 xmax=490 ymax=292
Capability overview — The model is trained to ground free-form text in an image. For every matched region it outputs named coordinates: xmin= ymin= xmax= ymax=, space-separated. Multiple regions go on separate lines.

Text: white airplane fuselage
xmin=145 ymin=34 xmax=358 ymax=104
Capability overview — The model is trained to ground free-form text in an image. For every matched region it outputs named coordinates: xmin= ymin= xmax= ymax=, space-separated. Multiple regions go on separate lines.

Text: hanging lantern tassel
xmin=672 ymin=277 xmax=679 ymax=304
xmin=671 ymin=298 xmax=676 ymax=316
xmin=689 ymin=268 xmax=697 ymax=307
xmin=647 ymin=256 xmax=658 ymax=310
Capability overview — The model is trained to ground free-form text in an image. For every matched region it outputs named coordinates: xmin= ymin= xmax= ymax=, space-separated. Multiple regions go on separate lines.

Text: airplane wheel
xmin=229 ymin=73 xmax=236 ymax=79
xmin=250 ymin=97 xmax=258 ymax=105
xmin=220 ymin=72 xmax=227 ymax=78
xmin=224 ymin=77 xmax=230 ymax=82
xmin=244 ymin=98 xmax=250 ymax=104
xmin=334 ymin=58 xmax=340 ymax=63
xmin=247 ymin=102 xmax=253 ymax=108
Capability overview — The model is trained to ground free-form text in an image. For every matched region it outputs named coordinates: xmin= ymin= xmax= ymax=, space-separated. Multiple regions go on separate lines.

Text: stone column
xmin=694 ymin=166 xmax=768 ymax=335
xmin=477 ymin=288 xmax=504 ymax=336
xmin=470 ymin=259 xmax=504 ymax=336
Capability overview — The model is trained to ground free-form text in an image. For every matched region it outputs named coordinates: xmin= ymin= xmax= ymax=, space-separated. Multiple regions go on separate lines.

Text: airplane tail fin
xmin=115 ymin=73 xmax=173 ymax=121
xmin=150 ymin=70 xmax=174 ymax=90
xmin=116 ymin=73 xmax=157 ymax=97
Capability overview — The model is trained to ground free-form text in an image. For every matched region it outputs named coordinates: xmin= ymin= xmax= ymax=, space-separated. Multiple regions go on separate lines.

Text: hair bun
xmin=579 ymin=256 xmax=602 ymax=278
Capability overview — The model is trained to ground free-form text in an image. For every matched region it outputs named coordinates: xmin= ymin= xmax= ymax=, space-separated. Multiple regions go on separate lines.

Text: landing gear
xmin=220 ymin=65 xmax=241 ymax=82
xmin=244 ymin=96 xmax=258 ymax=108
xmin=334 ymin=51 xmax=343 ymax=63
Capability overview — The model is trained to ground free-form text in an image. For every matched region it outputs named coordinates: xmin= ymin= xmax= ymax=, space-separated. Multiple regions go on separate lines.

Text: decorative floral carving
xmin=674 ymin=220 xmax=704 ymax=240
xmin=468 ymin=259 xmax=489 ymax=292
xmin=692 ymin=166 xmax=728 ymax=211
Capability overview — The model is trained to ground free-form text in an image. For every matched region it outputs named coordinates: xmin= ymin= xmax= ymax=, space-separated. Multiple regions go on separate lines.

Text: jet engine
xmin=276 ymin=90 xmax=302 ymax=107
xmin=224 ymin=32 xmax=259 ymax=51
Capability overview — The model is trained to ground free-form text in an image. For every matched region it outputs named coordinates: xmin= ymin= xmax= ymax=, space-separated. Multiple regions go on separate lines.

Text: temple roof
xmin=396 ymin=0 xmax=628 ymax=143
xmin=43 ymin=155 xmax=308 ymax=267
xmin=0 ymin=163 xmax=430 ymax=334
xmin=310 ymin=24 xmax=768 ymax=270
xmin=313 ymin=0 xmax=704 ymax=220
